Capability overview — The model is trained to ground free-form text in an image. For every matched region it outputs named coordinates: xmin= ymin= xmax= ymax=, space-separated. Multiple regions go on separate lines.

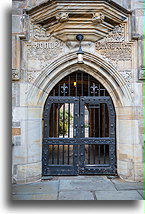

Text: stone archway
xmin=42 ymin=70 xmax=116 ymax=176
xmin=22 ymin=51 xmax=138 ymax=183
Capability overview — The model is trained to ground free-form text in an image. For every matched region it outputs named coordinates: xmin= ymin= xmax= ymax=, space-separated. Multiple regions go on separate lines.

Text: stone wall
xmin=12 ymin=0 xmax=144 ymax=183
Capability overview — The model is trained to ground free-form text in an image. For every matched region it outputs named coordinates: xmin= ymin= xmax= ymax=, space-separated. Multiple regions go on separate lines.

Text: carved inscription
xmin=27 ymin=38 xmax=63 ymax=61
xmin=96 ymin=42 xmax=132 ymax=61
xmin=26 ymin=37 xmax=63 ymax=81
xmin=95 ymin=24 xmax=132 ymax=68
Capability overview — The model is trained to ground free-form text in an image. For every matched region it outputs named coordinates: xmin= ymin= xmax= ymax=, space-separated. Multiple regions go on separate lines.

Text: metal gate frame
xmin=42 ymin=96 xmax=116 ymax=176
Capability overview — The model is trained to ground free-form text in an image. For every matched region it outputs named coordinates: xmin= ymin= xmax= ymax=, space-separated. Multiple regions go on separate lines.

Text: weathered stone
xmin=59 ymin=179 xmax=116 ymax=191
xmin=111 ymin=178 xmax=144 ymax=190
xmin=12 ymin=0 xmax=144 ymax=184
xmin=12 ymin=128 xmax=21 ymax=136
xmin=12 ymin=193 xmax=57 ymax=200
xmin=95 ymin=190 xmax=143 ymax=200
xmin=12 ymin=15 xmax=22 ymax=33
xmin=12 ymin=180 xmax=59 ymax=200
xmin=12 ymin=121 xmax=21 ymax=128
xmin=12 ymin=69 xmax=21 ymax=81
xmin=137 ymin=190 xmax=144 ymax=199
xmin=58 ymin=190 xmax=94 ymax=200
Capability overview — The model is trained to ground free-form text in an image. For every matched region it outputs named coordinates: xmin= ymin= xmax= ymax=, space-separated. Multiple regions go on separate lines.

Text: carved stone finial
xmin=92 ymin=12 xmax=104 ymax=24
xmin=12 ymin=69 xmax=21 ymax=81
xmin=56 ymin=12 xmax=69 ymax=22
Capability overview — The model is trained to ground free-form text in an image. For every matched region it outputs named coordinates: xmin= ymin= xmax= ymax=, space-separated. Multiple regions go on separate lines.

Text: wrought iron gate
xmin=42 ymin=71 xmax=116 ymax=176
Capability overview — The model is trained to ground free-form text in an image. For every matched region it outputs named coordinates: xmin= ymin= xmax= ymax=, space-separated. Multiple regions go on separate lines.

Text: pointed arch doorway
xmin=42 ymin=71 xmax=116 ymax=176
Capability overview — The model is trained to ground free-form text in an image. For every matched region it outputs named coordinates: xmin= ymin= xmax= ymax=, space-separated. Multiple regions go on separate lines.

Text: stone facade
xmin=12 ymin=0 xmax=144 ymax=183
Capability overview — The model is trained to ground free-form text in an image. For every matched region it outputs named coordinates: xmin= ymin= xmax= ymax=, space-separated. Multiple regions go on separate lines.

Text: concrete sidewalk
xmin=12 ymin=176 xmax=144 ymax=200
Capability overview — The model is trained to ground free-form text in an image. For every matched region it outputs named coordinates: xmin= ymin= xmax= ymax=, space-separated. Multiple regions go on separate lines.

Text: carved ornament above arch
xmin=26 ymin=0 xmax=131 ymax=42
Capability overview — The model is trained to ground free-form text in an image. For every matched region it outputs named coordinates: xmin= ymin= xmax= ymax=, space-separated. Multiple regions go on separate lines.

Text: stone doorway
xmin=42 ymin=71 xmax=116 ymax=176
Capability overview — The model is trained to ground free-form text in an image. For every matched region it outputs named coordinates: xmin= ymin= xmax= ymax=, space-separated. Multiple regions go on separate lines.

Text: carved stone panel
xmin=138 ymin=68 xmax=145 ymax=80
xmin=26 ymin=37 xmax=63 ymax=72
xmin=119 ymin=70 xmax=132 ymax=89
xmin=12 ymin=69 xmax=21 ymax=81
xmin=95 ymin=24 xmax=133 ymax=69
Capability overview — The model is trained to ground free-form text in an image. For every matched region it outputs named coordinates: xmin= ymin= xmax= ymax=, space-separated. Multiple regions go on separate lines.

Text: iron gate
xmin=42 ymin=71 xmax=116 ymax=176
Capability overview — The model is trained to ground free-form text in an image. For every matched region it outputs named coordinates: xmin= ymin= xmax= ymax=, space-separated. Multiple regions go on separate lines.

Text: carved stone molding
xmin=138 ymin=67 xmax=145 ymax=80
xmin=119 ymin=70 xmax=132 ymax=88
xmin=26 ymin=0 xmax=130 ymax=42
xmin=92 ymin=12 xmax=104 ymax=24
xmin=56 ymin=12 xmax=69 ymax=22
xmin=12 ymin=69 xmax=21 ymax=81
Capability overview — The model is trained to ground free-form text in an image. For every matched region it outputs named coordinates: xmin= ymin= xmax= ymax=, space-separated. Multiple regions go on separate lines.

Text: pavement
xmin=12 ymin=176 xmax=144 ymax=200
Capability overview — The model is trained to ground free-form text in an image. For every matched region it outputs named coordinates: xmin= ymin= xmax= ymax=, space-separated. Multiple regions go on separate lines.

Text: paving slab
xmin=58 ymin=190 xmax=94 ymax=200
xmin=59 ymin=179 xmax=116 ymax=191
xmin=95 ymin=190 xmax=143 ymax=200
xmin=55 ymin=176 xmax=108 ymax=181
xmin=12 ymin=193 xmax=57 ymax=200
xmin=137 ymin=190 xmax=144 ymax=199
xmin=111 ymin=178 xmax=143 ymax=190
xmin=12 ymin=180 xmax=59 ymax=195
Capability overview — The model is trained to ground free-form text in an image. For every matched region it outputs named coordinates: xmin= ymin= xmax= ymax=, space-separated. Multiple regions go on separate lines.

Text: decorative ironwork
xmin=61 ymin=83 xmax=68 ymax=95
xmin=42 ymin=71 xmax=116 ymax=176
xmin=90 ymin=83 xmax=98 ymax=96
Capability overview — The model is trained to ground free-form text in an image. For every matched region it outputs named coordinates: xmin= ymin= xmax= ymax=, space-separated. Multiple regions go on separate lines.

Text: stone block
xmin=12 ymin=121 xmax=21 ymax=128
xmin=133 ymin=144 xmax=144 ymax=162
xmin=117 ymin=120 xmax=140 ymax=145
xmin=13 ymin=145 xmax=27 ymax=164
xmin=27 ymin=143 xmax=42 ymax=163
xmin=28 ymin=107 xmax=42 ymax=119
xmin=117 ymin=160 xmax=134 ymax=180
xmin=134 ymin=163 xmax=144 ymax=182
xmin=13 ymin=136 xmax=21 ymax=146
xmin=16 ymin=162 xmax=41 ymax=182
xmin=19 ymin=120 xmax=42 ymax=147
xmin=12 ymin=107 xmax=27 ymax=121
xmin=13 ymin=106 xmax=42 ymax=121
xmin=12 ymin=128 xmax=21 ymax=136
xmin=116 ymin=106 xmax=134 ymax=120
xmin=12 ymin=15 xmax=22 ymax=33
xmin=12 ymin=83 xmax=20 ymax=107
xmin=19 ymin=83 xmax=29 ymax=106
xmin=117 ymin=144 xmax=133 ymax=160
xmin=133 ymin=83 xmax=143 ymax=106
xmin=25 ymin=120 xmax=42 ymax=146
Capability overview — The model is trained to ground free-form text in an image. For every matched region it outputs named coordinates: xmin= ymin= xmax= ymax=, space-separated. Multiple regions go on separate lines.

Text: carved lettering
xmin=27 ymin=37 xmax=63 ymax=62
xmin=95 ymin=24 xmax=133 ymax=67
